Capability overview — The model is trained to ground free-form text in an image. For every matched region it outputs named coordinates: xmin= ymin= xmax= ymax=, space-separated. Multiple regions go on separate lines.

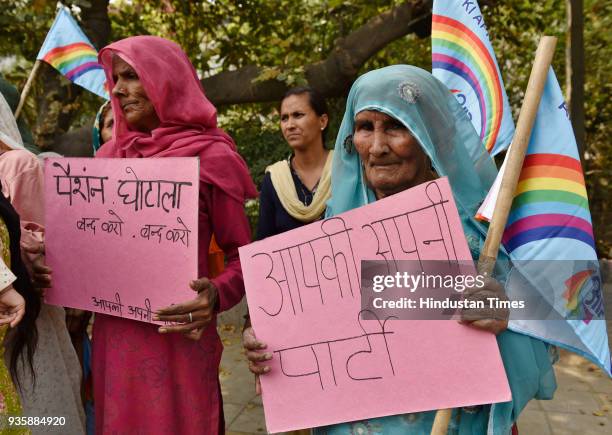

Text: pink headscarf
xmin=96 ymin=35 xmax=257 ymax=203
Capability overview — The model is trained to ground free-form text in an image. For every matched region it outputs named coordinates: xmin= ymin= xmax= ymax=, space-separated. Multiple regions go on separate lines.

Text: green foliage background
xmin=0 ymin=0 xmax=609 ymax=253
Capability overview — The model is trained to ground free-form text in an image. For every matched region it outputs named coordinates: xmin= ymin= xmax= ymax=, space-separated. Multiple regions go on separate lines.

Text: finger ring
xmin=188 ymin=312 xmax=193 ymax=323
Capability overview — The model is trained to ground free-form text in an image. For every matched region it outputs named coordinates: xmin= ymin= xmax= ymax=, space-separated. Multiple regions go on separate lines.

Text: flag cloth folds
xmin=477 ymin=69 xmax=611 ymax=376
xmin=37 ymin=8 xmax=107 ymax=99
xmin=432 ymin=0 xmax=514 ymax=155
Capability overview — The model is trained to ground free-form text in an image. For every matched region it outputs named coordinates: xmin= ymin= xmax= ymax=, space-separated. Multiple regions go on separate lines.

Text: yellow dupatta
xmin=265 ymin=150 xmax=333 ymax=222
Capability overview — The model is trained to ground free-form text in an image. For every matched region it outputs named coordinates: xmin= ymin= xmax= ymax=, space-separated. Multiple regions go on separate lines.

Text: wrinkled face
xmin=100 ymin=107 xmax=114 ymax=144
xmin=353 ymin=110 xmax=431 ymax=199
xmin=111 ymin=55 xmax=160 ymax=133
xmin=280 ymin=94 xmax=328 ymax=150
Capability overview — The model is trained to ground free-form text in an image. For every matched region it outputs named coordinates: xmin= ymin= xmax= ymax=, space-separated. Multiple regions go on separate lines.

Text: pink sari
xmin=94 ymin=36 xmax=256 ymax=434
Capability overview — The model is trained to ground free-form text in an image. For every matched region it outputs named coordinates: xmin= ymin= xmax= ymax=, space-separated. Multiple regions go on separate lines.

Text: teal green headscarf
xmin=92 ymin=101 xmax=110 ymax=155
xmin=326 ymin=64 xmax=497 ymax=228
xmin=319 ymin=65 xmax=556 ymax=435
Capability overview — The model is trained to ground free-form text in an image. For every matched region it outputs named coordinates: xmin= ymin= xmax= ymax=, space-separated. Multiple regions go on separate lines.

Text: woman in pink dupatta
xmin=94 ymin=36 xmax=257 ymax=434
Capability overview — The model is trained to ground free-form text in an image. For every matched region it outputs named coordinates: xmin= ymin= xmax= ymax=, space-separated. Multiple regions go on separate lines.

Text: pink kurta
xmin=93 ymin=182 xmax=251 ymax=434
xmin=0 ymin=149 xmax=45 ymax=251
xmin=93 ymin=36 xmax=257 ymax=434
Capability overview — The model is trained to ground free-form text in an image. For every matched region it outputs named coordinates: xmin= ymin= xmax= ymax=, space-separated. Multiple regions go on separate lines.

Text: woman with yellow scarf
xmin=256 ymin=87 xmax=332 ymax=239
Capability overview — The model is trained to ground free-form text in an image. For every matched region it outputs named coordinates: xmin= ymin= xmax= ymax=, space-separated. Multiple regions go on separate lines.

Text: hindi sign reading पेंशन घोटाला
xmin=44 ymin=157 xmax=199 ymax=324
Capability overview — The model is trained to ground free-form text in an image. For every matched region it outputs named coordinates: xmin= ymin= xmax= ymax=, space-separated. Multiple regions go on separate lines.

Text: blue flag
xmin=37 ymin=8 xmax=108 ymax=99
xmin=432 ymin=0 xmax=514 ymax=155
xmin=478 ymin=69 xmax=611 ymax=376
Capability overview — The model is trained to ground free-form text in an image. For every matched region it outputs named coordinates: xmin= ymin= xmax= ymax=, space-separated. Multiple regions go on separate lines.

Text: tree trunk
xmin=566 ymin=0 xmax=585 ymax=154
xmin=202 ymin=0 xmax=432 ymax=106
xmin=80 ymin=0 xmax=112 ymax=50
xmin=52 ymin=0 xmax=432 ymax=153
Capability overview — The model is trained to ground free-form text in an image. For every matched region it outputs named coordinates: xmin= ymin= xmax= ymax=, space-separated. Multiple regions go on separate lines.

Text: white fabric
xmin=0 ymin=94 xmax=24 ymax=150
xmin=0 ymin=257 xmax=16 ymax=291
xmin=4 ymin=305 xmax=86 ymax=434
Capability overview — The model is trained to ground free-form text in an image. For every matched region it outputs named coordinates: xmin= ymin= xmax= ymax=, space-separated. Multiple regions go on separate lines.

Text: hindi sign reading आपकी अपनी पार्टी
xmin=239 ymin=177 xmax=511 ymax=433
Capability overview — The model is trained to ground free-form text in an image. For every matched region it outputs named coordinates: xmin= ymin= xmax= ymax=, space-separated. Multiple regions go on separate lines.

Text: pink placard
xmin=44 ymin=157 xmax=199 ymax=323
xmin=239 ymin=178 xmax=511 ymax=433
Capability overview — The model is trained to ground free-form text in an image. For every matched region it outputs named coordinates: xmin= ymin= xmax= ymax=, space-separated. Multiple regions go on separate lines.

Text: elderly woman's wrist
xmin=0 ymin=284 xmax=14 ymax=296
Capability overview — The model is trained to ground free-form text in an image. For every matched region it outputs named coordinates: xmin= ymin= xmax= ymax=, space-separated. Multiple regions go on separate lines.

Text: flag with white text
xmin=432 ymin=0 xmax=514 ymax=155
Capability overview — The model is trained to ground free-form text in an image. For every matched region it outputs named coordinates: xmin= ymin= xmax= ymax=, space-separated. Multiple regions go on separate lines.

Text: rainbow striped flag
xmin=37 ymin=8 xmax=107 ymax=99
xmin=432 ymin=0 xmax=514 ymax=155
xmin=477 ymin=69 xmax=611 ymax=376
xmin=502 ymin=152 xmax=593 ymax=252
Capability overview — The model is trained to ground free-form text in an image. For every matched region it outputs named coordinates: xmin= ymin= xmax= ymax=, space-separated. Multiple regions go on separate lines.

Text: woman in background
xmin=92 ymin=100 xmax=114 ymax=153
xmin=0 ymin=93 xmax=84 ymax=434
xmin=256 ymin=86 xmax=332 ymax=240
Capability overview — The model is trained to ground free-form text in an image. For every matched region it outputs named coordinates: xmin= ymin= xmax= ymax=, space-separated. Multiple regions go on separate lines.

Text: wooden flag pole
xmin=477 ymin=35 xmax=558 ymax=274
xmin=430 ymin=35 xmax=557 ymax=435
xmin=14 ymin=60 xmax=42 ymax=120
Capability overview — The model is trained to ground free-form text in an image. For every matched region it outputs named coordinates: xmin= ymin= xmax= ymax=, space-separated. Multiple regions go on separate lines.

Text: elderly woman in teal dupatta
xmin=316 ymin=65 xmax=557 ymax=435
